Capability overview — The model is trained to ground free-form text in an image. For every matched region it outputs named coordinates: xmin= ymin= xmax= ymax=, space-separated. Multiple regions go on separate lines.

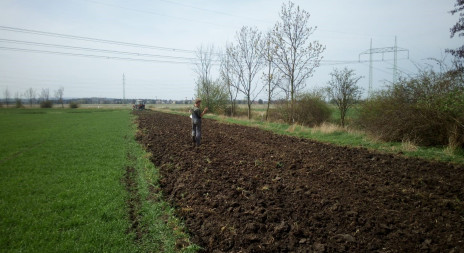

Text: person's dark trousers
xmin=192 ymin=121 xmax=202 ymax=146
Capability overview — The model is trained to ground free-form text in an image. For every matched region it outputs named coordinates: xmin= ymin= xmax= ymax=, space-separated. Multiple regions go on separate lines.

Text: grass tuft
xmin=401 ymin=139 xmax=419 ymax=152
xmin=311 ymin=122 xmax=345 ymax=134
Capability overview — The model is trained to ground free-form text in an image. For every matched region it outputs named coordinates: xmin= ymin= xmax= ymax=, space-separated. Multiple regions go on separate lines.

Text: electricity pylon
xmin=123 ymin=73 xmax=126 ymax=104
xmin=359 ymin=36 xmax=409 ymax=98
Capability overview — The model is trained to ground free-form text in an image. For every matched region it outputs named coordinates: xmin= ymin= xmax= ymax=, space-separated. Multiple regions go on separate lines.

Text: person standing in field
xmin=190 ymin=98 xmax=208 ymax=147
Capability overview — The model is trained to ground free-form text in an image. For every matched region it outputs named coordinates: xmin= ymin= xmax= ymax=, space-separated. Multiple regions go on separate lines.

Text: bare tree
xmin=14 ymin=92 xmax=22 ymax=108
xmin=271 ymin=1 xmax=325 ymax=122
xmin=24 ymin=88 xmax=36 ymax=107
xmin=4 ymin=87 xmax=10 ymax=108
xmin=326 ymin=67 xmax=363 ymax=127
xmin=447 ymin=0 xmax=464 ymax=58
xmin=40 ymin=88 xmax=50 ymax=102
xmin=260 ymin=31 xmax=281 ymax=121
xmin=55 ymin=87 xmax=64 ymax=108
xmin=228 ymin=26 xmax=264 ymax=119
xmin=220 ymin=44 xmax=239 ymax=116
xmin=194 ymin=44 xmax=215 ymax=110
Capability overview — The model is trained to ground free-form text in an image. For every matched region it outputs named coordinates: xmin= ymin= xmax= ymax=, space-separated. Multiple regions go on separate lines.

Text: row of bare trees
xmin=2 ymin=87 xmax=64 ymax=108
xmin=194 ymin=1 xmax=325 ymax=121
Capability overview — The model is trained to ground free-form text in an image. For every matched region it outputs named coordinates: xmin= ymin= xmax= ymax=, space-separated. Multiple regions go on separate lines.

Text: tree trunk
xmin=247 ymin=101 xmax=251 ymax=119
xmin=231 ymin=101 xmax=235 ymax=117
xmin=340 ymin=109 xmax=346 ymax=127
xmin=246 ymin=92 xmax=252 ymax=119
xmin=290 ymin=79 xmax=295 ymax=123
xmin=266 ymin=60 xmax=272 ymax=121
xmin=266 ymin=98 xmax=270 ymax=121
xmin=229 ymin=92 xmax=234 ymax=117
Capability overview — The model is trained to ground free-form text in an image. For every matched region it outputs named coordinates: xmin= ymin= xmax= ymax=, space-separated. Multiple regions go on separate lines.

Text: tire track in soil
xmin=123 ymin=152 xmax=143 ymax=241
xmin=135 ymin=111 xmax=464 ymax=252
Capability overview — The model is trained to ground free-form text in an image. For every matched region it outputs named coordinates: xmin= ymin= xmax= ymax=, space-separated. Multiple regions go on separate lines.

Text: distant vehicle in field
xmin=133 ymin=99 xmax=145 ymax=110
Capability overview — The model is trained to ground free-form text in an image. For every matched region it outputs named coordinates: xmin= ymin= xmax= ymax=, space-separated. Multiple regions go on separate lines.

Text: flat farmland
xmin=136 ymin=110 xmax=464 ymax=252
xmin=0 ymin=109 xmax=196 ymax=252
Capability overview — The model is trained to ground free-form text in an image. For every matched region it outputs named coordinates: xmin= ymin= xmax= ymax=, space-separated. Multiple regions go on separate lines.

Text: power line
xmin=317 ymin=29 xmax=396 ymax=38
xmin=85 ymin=0 xmax=397 ymax=39
xmin=157 ymin=0 xmax=272 ymax=24
xmin=319 ymin=58 xmax=408 ymax=67
xmin=0 ymin=76 xmax=176 ymax=88
xmin=0 ymin=25 xmax=196 ymax=53
xmin=0 ymin=74 xmax=123 ymax=83
xmin=82 ymin=0 xmax=222 ymax=27
xmin=359 ymin=37 xmax=409 ymax=97
xmin=0 ymin=44 xmax=408 ymax=67
xmin=0 ymin=38 xmax=199 ymax=61
xmin=320 ymin=60 xmax=360 ymax=66
xmin=123 ymin=74 xmax=125 ymax=104
xmin=0 ymin=46 xmax=196 ymax=65
xmin=359 ymin=62 xmax=394 ymax=76
xmin=0 ymin=26 xmax=413 ymax=68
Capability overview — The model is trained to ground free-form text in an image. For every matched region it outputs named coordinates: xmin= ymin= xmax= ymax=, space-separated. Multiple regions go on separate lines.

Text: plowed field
xmin=135 ymin=111 xmax=464 ymax=252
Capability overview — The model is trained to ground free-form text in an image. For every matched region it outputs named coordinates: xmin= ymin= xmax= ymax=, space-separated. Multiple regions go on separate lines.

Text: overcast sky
xmin=0 ymin=0 xmax=461 ymax=100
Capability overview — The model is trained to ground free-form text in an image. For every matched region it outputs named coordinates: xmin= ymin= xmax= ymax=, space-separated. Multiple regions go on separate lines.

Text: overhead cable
xmin=0 ymin=25 xmax=196 ymax=53
xmin=0 ymin=46 xmax=197 ymax=65
xmin=0 ymin=38 xmax=199 ymax=61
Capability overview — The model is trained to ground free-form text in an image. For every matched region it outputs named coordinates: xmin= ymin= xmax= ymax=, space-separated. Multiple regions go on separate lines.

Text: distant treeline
xmin=1 ymin=97 xmax=269 ymax=105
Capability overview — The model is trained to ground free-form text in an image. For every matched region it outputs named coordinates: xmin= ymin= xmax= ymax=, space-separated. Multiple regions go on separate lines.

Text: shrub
xmin=269 ymin=95 xmax=331 ymax=127
xmin=294 ymin=94 xmax=331 ymax=127
xmin=357 ymin=62 xmax=464 ymax=148
xmin=15 ymin=99 xmax=23 ymax=108
xmin=69 ymin=102 xmax=79 ymax=109
xmin=40 ymin=100 xmax=53 ymax=108
xmin=225 ymin=106 xmax=248 ymax=118
xmin=357 ymin=94 xmax=445 ymax=145
xmin=267 ymin=100 xmax=289 ymax=123
xmin=195 ymin=79 xmax=229 ymax=114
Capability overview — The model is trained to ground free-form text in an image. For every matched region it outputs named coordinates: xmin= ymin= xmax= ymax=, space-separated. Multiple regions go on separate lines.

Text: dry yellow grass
xmin=285 ymin=124 xmax=298 ymax=133
xmin=286 ymin=123 xmax=310 ymax=133
xmin=401 ymin=139 xmax=418 ymax=152
xmin=444 ymin=146 xmax=456 ymax=156
xmin=311 ymin=122 xmax=345 ymax=134
xmin=444 ymin=139 xmax=460 ymax=155
xmin=364 ymin=133 xmax=386 ymax=144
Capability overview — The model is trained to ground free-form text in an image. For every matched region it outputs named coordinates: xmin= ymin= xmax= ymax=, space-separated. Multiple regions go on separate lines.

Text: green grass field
xmin=0 ymin=108 xmax=197 ymax=252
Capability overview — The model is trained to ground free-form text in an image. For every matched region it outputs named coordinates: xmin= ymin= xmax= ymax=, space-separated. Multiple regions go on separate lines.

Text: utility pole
xmin=393 ymin=36 xmax=398 ymax=84
xmin=359 ymin=36 xmax=409 ymax=98
xmin=123 ymin=73 xmax=125 ymax=104
xmin=369 ymin=39 xmax=373 ymax=98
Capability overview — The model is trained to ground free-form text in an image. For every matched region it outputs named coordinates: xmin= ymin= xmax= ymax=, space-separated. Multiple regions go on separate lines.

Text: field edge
xmin=152 ymin=107 xmax=464 ymax=165
xmin=128 ymin=113 xmax=200 ymax=252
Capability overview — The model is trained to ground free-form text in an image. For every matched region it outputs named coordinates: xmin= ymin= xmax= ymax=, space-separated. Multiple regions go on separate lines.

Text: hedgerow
xmin=357 ymin=60 xmax=464 ymax=148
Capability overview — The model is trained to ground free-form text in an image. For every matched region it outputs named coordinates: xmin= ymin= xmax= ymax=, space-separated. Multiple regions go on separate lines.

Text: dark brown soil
xmin=135 ymin=111 xmax=464 ymax=252
xmin=123 ymin=152 xmax=143 ymax=241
